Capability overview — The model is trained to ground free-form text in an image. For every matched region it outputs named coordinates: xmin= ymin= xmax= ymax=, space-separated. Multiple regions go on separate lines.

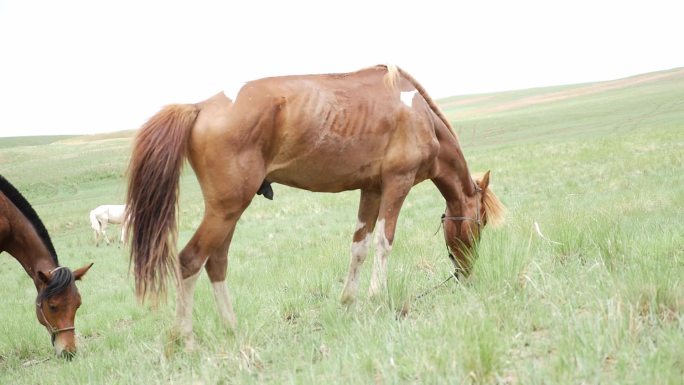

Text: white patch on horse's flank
xmin=400 ymin=91 xmax=417 ymax=107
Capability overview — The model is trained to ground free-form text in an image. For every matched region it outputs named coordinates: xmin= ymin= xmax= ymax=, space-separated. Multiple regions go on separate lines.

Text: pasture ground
xmin=1 ymin=68 xmax=682 ymax=384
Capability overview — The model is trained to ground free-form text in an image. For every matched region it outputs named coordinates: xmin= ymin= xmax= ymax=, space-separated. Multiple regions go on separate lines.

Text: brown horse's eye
xmin=48 ymin=304 xmax=58 ymax=311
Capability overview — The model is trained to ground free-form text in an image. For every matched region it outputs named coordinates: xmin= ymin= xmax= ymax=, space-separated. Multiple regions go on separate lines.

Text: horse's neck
xmin=3 ymin=207 xmax=56 ymax=287
xmin=430 ymin=123 xmax=476 ymax=214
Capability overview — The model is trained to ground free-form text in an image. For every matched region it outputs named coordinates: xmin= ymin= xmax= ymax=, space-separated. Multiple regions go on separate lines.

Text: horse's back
xmin=107 ymin=205 xmax=126 ymax=222
xmin=92 ymin=204 xmax=126 ymax=223
xmin=191 ymin=67 xmax=440 ymax=192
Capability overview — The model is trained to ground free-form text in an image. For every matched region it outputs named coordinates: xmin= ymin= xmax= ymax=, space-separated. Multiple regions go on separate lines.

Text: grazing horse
xmin=126 ymin=65 xmax=505 ymax=347
xmin=0 ymin=175 xmax=93 ymax=358
xmin=89 ymin=204 xmax=126 ymax=246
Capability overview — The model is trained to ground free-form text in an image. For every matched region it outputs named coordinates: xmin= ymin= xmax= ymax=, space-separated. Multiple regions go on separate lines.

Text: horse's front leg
xmin=368 ymin=176 xmax=413 ymax=298
xmin=340 ymin=189 xmax=380 ymax=305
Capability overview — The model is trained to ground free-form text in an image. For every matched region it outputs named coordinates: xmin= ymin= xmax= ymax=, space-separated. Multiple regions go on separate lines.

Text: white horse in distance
xmin=89 ymin=204 xmax=127 ymax=246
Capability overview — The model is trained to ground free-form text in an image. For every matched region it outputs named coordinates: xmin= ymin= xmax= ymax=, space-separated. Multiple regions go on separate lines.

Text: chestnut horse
xmin=0 ymin=175 xmax=92 ymax=358
xmin=126 ymin=65 xmax=504 ymax=347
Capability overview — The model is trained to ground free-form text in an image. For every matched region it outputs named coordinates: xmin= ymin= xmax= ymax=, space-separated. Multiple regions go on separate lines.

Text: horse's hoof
xmin=340 ymin=292 xmax=356 ymax=307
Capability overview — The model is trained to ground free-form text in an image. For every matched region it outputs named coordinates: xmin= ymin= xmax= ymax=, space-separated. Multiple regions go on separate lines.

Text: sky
xmin=0 ymin=0 xmax=682 ymax=137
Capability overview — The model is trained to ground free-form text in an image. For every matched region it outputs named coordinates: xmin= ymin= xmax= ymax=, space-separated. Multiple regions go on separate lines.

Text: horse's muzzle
xmin=60 ymin=349 xmax=76 ymax=361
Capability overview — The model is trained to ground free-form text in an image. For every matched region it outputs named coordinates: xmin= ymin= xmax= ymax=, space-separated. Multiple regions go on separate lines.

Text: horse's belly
xmin=267 ymin=151 xmax=382 ymax=192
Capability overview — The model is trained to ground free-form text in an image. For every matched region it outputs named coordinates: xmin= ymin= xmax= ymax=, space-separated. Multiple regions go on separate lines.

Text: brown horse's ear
xmin=37 ymin=270 xmax=52 ymax=285
xmin=478 ymin=170 xmax=491 ymax=191
xmin=73 ymin=263 xmax=94 ymax=281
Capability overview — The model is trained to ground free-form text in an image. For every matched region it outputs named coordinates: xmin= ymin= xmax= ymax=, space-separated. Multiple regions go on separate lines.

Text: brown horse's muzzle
xmin=53 ymin=330 xmax=77 ymax=360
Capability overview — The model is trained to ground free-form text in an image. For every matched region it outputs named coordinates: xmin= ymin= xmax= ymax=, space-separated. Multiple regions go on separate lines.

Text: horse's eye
xmin=48 ymin=304 xmax=58 ymax=311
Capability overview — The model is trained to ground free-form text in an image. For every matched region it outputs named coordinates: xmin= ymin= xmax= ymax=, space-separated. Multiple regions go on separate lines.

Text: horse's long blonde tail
xmin=126 ymin=104 xmax=200 ymax=302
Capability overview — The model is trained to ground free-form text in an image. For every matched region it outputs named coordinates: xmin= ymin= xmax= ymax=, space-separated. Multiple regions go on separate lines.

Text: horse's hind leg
xmin=205 ymin=232 xmax=238 ymax=331
xmin=340 ymin=189 xmax=381 ymax=305
xmin=176 ymin=212 xmax=253 ymax=347
xmin=175 ymin=213 xmax=237 ymax=349
xmin=99 ymin=220 xmax=111 ymax=246
xmin=175 ymin=164 xmax=263 ymax=347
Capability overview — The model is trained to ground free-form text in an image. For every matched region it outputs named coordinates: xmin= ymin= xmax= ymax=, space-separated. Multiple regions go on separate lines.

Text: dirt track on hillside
xmin=454 ymin=68 xmax=684 ymax=117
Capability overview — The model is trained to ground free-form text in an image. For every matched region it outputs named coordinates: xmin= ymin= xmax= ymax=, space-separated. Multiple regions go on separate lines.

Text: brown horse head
xmin=442 ymin=171 xmax=505 ymax=277
xmin=35 ymin=264 xmax=92 ymax=359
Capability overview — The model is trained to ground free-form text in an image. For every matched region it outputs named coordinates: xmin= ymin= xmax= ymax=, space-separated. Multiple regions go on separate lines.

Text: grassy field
xmin=0 ymin=68 xmax=682 ymax=384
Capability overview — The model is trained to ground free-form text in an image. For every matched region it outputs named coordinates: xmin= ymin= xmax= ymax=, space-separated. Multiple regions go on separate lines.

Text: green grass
xmin=0 ymin=69 xmax=682 ymax=384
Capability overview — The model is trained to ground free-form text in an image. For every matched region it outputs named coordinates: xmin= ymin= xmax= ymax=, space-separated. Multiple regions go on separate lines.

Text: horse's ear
xmin=478 ymin=170 xmax=491 ymax=191
xmin=37 ymin=270 xmax=51 ymax=285
xmin=73 ymin=263 xmax=94 ymax=281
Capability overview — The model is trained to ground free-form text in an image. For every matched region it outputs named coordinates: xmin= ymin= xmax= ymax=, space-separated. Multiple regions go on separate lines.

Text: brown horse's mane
xmin=0 ymin=175 xmax=59 ymax=265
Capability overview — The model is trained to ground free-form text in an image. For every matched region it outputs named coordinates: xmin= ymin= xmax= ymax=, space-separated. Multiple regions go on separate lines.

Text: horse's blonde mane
xmin=483 ymin=189 xmax=506 ymax=228
xmin=383 ymin=64 xmax=400 ymax=90
xmin=472 ymin=173 xmax=506 ymax=228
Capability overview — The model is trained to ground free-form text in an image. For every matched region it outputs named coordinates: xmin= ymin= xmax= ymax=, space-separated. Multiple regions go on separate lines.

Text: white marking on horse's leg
xmin=212 ymin=281 xmax=237 ymax=330
xmin=340 ymin=233 xmax=373 ymax=304
xmin=175 ymin=267 xmax=202 ymax=349
xmin=400 ymin=91 xmax=417 ymax=107
xmin=355 ymin=220 xmax=365 ymax=232
xmin=369 ymin=219 xmax=392 ymax=297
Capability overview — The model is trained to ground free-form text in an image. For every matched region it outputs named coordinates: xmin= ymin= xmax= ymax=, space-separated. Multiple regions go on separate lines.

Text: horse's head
xmin=442 ymin=171 xmax=505 ymax=277
xmin=35 ymin=263 xmax=93 ymax=359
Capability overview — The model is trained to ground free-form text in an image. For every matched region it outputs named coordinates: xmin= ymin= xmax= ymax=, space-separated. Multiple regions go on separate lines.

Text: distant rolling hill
xmin=1 ymin=67 xmax=681 ymax=150
xmin=0 ymin=135 xmax=77 ymax=149
xmin=442 ymin=67 xmax=684 ymax=147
